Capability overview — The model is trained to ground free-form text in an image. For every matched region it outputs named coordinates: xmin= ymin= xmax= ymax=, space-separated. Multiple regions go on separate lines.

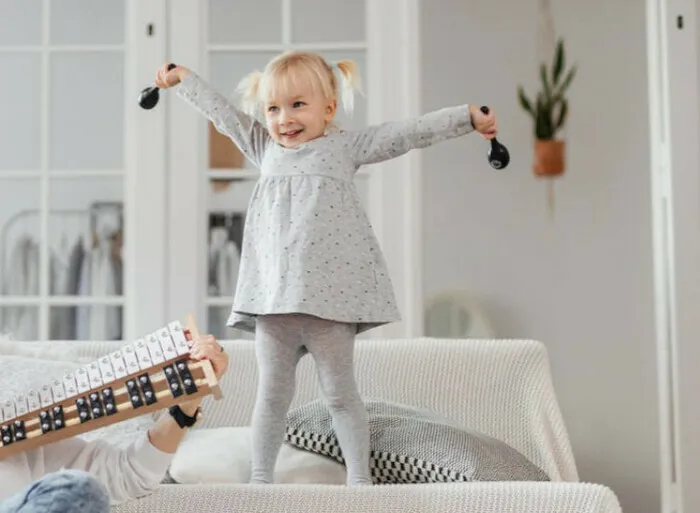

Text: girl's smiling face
xmin=264 ymin=76 xmax=337 ymax=148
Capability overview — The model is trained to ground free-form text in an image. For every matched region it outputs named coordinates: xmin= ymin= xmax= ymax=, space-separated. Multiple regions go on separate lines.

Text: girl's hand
xmin=469 ymin=105 xmax=498 ymax=140
xmin=155 ymin=62 xmax=190 ymax=89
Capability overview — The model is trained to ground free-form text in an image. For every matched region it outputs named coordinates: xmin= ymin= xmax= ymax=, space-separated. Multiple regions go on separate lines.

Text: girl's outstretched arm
xmin=349 ymin=105 xmax=480 ymax=167
xmin=169 ymin=67 xmax=272 ymax=168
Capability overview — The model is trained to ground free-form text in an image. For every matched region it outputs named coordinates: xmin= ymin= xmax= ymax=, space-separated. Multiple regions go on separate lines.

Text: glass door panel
xmin=0 ymin=53 xmax=42 ymax=171
xmin=0 ymin=0 xmax=128 ymax=341
xmin=289 ymin=0 xmax=365 ymax=43
xmin=49 ymin=52 xmax=125 ymax=170
xmin=49 ymin=0 xmax=125 ymax=45
xmin=208 ymin=0 xmax=283 ymax=44
xmin=0 ymin=0 xmax=43 ymax=46
xmin=0 ymin=178 xmax=41 ymax=340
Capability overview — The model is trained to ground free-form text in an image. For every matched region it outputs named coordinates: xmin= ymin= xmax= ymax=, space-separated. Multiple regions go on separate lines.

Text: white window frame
xmin=166 ymin=0 xmax=424 ymax=339
xmin=646 ymin=0 xmax=700 ymax=511
xmin=365 ymin=0 xmax=423 ymax=338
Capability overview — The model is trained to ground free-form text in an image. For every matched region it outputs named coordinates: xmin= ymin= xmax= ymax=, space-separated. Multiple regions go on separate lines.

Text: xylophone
xmin=0 ymin=316 xmax=222 ymax=460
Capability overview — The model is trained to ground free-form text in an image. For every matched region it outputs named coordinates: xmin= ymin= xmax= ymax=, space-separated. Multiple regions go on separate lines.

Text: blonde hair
xmin=235 ymin=51 xmax=363 ymax=123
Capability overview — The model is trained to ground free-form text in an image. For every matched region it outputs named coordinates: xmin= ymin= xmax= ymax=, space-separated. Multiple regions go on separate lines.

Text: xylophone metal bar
xmin=0 ymin=316 xmax=222 ymax=460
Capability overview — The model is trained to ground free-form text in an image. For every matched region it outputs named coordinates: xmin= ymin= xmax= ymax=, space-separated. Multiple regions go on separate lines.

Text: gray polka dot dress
xmin=177 ymin=73 xmax=476 ymax=334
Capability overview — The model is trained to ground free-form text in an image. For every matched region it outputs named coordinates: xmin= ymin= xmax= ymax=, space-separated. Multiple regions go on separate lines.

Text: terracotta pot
xmin=533 ymin=139 xmax=565 ymax=177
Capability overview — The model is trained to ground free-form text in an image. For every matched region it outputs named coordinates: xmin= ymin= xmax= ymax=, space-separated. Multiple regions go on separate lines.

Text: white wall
xmin=420 ymin=1 xmax=660 ymax=512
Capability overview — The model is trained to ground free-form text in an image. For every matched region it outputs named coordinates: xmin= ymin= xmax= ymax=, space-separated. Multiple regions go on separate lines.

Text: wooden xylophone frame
xmin=0 ymin=315 xmax=222 ymax=460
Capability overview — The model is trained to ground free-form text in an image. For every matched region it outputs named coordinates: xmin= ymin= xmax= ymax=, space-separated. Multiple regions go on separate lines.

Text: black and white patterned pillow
xmin=285 ymin=399 xmax=550 ymax=484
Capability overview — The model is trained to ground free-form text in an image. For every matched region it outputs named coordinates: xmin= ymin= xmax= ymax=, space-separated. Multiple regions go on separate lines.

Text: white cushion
xmin=168 ymin=426 xmax=347 ymax=485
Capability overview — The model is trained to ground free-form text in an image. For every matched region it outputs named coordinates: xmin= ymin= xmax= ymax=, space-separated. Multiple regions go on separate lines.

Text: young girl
xmin=155 ymin=51 xmax=497 ymax=486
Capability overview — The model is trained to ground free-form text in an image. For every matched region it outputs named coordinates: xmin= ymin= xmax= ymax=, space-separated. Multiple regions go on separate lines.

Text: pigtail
xmin=235 ymin=70 xmax=263 ymax=118
xmin=335 ymin=60 xmax=363 ymax=116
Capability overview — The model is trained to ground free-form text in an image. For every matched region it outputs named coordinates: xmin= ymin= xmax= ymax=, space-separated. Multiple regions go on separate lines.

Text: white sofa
xmin=3 ymin=337 xmax=622 ymax=513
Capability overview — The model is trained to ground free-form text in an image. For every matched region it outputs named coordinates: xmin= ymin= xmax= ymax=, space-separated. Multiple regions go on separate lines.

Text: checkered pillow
xmin=285 ymin=399 xmax=550 ymax=484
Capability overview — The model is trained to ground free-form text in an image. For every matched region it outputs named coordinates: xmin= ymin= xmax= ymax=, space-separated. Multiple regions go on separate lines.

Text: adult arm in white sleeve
xmin=41 ymin=432 xmax=173 ymax=505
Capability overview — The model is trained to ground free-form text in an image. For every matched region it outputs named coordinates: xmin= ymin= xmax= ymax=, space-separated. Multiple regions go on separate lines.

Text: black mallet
xmin=138 ymin=63 xmax=177 ymax=110
xmin=480 ymin=106 xmax=510 ymax=169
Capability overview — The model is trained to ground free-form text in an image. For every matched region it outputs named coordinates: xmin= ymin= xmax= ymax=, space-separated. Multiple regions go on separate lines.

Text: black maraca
xmin=138 ymin=63 xmax=177 ymax=110
xmin=480 ymin=106 xmax=510 ymax=169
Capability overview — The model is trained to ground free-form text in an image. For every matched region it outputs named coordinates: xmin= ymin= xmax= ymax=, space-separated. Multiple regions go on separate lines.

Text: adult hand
xmin=176 ymin=333 xmax=228 ymax=417
xmin=189 ymin=333 xmax=229 ymax=381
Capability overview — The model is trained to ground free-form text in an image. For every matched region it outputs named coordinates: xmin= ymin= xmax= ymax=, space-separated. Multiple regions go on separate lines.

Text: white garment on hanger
xmin=3 ymin=237 xmax=39 ymax=340
xmin=218 ymin=240 xmax=240 ymax=296
xmin=49 ymin=254 xmax=66 ymax=339
xmin=77 ymin=209 xmax=122 ymax=341
xmin=88 ymin=239 xmax=120 ymax=341
xmin=52 ymin=233 xmax=72 ymax=295
xmin=89 ymin=244 xmax=107 ymax=340
xmin=76 ymin=242 xmax=92 ymax=341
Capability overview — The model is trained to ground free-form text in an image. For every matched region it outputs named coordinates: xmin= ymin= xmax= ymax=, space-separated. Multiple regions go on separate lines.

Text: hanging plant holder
xmin=517 ymin=39 xmax=576 ymax=179
xmin=534 ymin=139 xmax=565 ymax=177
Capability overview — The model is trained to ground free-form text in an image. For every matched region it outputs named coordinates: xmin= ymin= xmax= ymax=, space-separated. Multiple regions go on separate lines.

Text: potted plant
xmin=517 ymin=39 xmax=576 ymax=177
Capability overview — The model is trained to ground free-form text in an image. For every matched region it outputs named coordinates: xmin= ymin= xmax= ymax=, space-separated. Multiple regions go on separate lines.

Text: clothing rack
xmin=0 ymin=201 xmax=123 ymax=287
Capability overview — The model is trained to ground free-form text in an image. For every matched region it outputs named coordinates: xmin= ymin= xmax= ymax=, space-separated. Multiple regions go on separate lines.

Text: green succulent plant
xmin=517 ymin=39 xmax=577 ymax=140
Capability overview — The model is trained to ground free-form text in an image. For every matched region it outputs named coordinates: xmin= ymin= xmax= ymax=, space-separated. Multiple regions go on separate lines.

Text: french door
xmin=0 ymin=0 xmax=133 ymax=342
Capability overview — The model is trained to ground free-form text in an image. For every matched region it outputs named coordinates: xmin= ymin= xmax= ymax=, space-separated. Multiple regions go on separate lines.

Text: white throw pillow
xmin=168 ymin=426 xmax=347 ymax=485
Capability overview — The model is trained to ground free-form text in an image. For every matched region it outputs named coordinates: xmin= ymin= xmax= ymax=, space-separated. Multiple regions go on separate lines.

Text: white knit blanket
xmin=13 ymin=337 xmax=577 ymax=481
xmin=9 ymin=338 xmax=622 ymax=513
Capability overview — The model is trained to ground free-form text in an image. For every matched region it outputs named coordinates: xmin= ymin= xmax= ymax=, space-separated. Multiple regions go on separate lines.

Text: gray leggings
xmin=250 ymin=313 xmax=371 ymax=486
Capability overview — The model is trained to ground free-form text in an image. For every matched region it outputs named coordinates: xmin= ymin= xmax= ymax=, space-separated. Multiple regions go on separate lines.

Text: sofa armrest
xmin=112 ymin=482 xmax=622 ymax=513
